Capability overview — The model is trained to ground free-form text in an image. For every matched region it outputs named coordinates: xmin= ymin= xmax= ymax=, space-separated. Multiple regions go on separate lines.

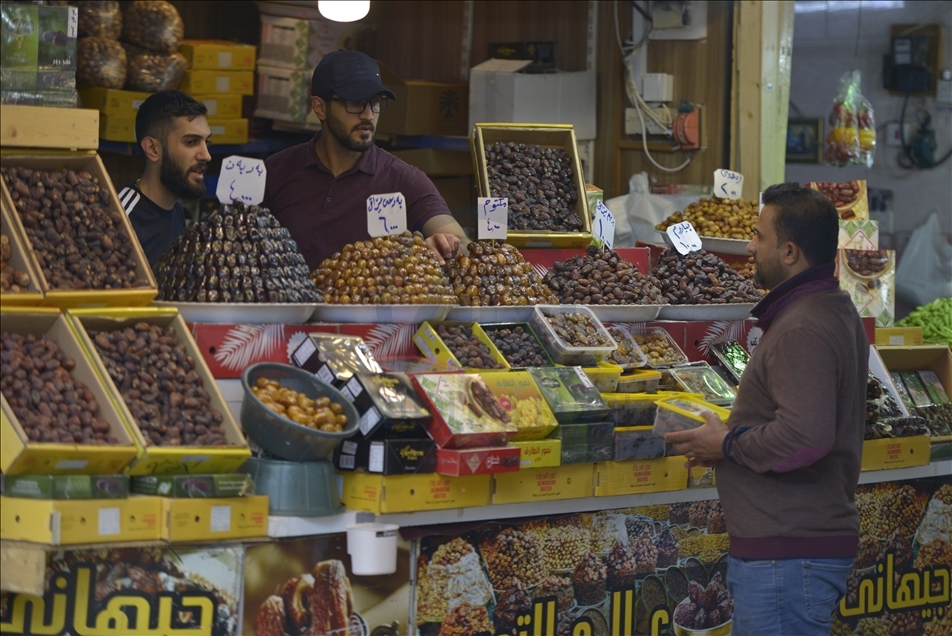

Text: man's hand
xmin=664 ymin=411 xmax=729 ymax=469
xmin=425 ymin=232 xmax=460 ymax=265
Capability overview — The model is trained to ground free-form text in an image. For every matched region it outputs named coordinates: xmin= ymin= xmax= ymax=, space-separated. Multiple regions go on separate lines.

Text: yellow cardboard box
xmin=481 ymin=370 xmax=558 ymax=441
xmin=179 ymin=40 xmax=257 ymax=70
xmin=179 ymin=70 xmax=254 ymax=95
xmin=207 ymin=117 xmax=249 ymax=145
xmin=413 ymin=321 xmax=509 ymax=371
xmin=875 ymin=327 xmax=924 ymax=347
xmin=100 ymin=114 xmax=247 ymax=144
xmin=193 ymin=93 xmax=243 ymax=119
xmin=340 ymin=472 xmax=490 ymax=514
xmin=161 ymin=495 xmax=268 ymax=542
xmin=80 ymin=87 xmax=151 ymax=116
xmin=99 ymin=112 xmax=136 ymax=143
xmin=594 ymin=456 xmax=688 ymax=497
xmin=491 ymin=463 xmax=593 ymax=504
xmin=0 ymin=495 xmax=162 ymax=545
xmin=861 ymin=436 xmax=931 ymax=471
xmin=510 ymin=439 xmax=562 ymax=469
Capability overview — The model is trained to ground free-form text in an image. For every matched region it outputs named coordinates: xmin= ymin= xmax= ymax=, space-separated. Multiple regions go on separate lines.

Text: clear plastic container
xmin=652 ymin=396 xmax=731 ymax=438
xmin=552 ymin=421 xmax=615 ymax=444
xmin=561 ymin=440 xmax=614 ymax=464
xmin=529 ymin=305 xmax=617 ymax=366
xmin=602 ymin=392 xmax=659 ymax=426
xmin=527 ymin=366 xmax=610 ymax=424
xmin=582 ymin=362 xmax=623 ymax=393
xmin=616 ymin=369 xmax=662 ymax=394
xmin=629 ymin=328 xmax=688 ymax=368
xmin=669 ymin=363 xmax=737 ymax=406
xmin=605 ymin=325 xmax=648 ymax=369
xmin=614 ymin=426 xmax=666 ymax=460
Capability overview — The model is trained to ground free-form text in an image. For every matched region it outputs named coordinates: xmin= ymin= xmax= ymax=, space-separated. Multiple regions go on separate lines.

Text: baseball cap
xmin=311 ymin=50 xmax=397 ymax=101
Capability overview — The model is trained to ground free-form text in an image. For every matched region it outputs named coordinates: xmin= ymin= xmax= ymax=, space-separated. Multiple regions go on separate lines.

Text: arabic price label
xmin=216 ymin=155 xmax=267 ymax=206
xmin=366 ymin=192 xmax=408 ymax=237
xmin=713 ymin=169 xmax=744 ymax=200
xmin=666 ymin=221 xmax=703 ymax=255
xmin=593 ymin=200 xmax=616 ymax=251
xmin=477 ymin=197 xmax=508 ymax=240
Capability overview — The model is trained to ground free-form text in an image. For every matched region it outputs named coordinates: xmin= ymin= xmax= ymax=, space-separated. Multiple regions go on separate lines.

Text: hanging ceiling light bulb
xmin=318 ymin=1 xmax=370 ymax=22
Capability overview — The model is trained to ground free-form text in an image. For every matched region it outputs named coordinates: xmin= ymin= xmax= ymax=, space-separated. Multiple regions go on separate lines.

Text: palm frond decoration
xmin=213 ymin=324 xmax=287 ymax=371
xmin=697 ymin=320 xmax=748 ymax=357
xmin=531 ymin=263 xmax=549 ymax=279
xmin=362 ymin=323 xmax=417 ymax=358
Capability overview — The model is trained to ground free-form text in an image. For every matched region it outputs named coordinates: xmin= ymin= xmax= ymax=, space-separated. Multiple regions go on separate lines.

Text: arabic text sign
xmin=593 ymin=201 xmax=615 ymax=251
xmin=713 ymin=169 xmax=744 ymax=200
xmin=366 ymin=192 xmax=407 ymax=237
xmin=477 ymin=197 xmax=508 ymax=240
xmin=216 ymin=155 xmax=266 ymax=206
xmin=666 ymin=221 xmax=702 ymax=255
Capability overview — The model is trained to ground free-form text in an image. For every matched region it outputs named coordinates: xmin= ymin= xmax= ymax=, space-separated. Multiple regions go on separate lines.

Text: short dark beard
xmin=324 ymin=109 xmax=374 ymax=152
xmin=160 ymin=146 xmax=206 ymax=200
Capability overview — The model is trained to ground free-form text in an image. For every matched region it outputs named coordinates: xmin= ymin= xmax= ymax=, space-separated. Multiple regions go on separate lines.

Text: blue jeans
xmin=727 ymin=555 xmax=853 ymax=636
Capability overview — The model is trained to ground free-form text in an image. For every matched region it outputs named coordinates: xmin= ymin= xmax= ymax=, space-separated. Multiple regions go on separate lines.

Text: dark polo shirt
xmin=263 ymin=133 xmax=449 ymax=270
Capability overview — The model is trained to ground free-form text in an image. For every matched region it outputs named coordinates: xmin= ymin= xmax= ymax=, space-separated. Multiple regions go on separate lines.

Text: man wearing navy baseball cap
xmin=264 ymin=50 xmax=466 ymax=270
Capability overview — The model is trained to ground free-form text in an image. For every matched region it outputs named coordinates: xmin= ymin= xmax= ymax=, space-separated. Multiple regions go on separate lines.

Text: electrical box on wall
xmin=883 ymin=36 xmax=931 ymax=94
xmin=647 ymin=1 xmax=708 ymax=41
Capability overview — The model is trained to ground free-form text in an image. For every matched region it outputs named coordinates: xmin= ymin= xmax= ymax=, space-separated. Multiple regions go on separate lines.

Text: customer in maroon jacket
xmin=665 ymin=182 xmax=867 ymax=635
xmin=263 ymin=50 xmax=466 ymax=270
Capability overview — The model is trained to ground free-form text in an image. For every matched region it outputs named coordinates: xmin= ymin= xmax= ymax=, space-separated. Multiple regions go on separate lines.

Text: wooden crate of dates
xmin=470 ymin=123 xmax=592 ymax=248
xmin=66 ymin=307 xmax=251 ymax=475
xmin=0 ymin=152 xmax=157 ymax=309
xmin=1 ymin=199 xmax=43 ymax=306
xmin=0 ymin=308 xmax=138 ymax=475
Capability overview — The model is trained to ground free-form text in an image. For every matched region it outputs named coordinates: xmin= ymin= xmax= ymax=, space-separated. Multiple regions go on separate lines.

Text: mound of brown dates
xmin=484 ymin=326 xmax=549 ymax=367
xmin=544 ymin=245 xmax=664 ymax=305
xmin=542 ymin=309 xmax=612 ymax=347
xmin=436 ymin=324 xmax=504 ymax=369
xmin=651 ymin=249 xmax=763 ymax=305
xmin=90 ymin=323 xmax=230 ymax=447
xmin=0 ymin=332 xmax=119 ymax=444
xmin=485 ymin=142 xmax=582 ymax=232
xmin=1 ymin=166 xmax=150 ymax=290
xmin=1 ymin=233 xmax=31 ymax=292
xmin=445 ymin=240 xmax=557 ymax=306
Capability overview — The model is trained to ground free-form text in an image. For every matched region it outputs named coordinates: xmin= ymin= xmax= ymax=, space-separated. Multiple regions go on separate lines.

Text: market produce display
xmin=155 ymin=201 xmax=322 ymax=303
xmin=864 ymin=375 xmax=930 ymax=440
xmin=810 ymin=180 xmax=862 ymax=209
xmin=654 ymin=196 xmax=760 ymax=240
xmin=444 ymin=240 xmax=557 ymax=306
xmin=253 ymin=559 xmax=358 ymax=636
xmin=76 ymin=35 xmax=126 ymax=88
xmin=120 ymin=0 xmax=183 ymax=55
xmin=0 ymin=232 xmax=30 ymax=291
xmin=896 ymin=297 xmax=952 ymax=345
xmin=311 ymin=231 xmax=455 ymax=305
xmin=484 ymin=141 xmax=582 ymax=231
xmin=1 ymin=166 xmax=150 ymax=289
xmin=483 ymin=325 xmax=550 ymax=367
xmin=250 ymin=377 xmax=349 ymax=432
xmin=543 ymin=245 xmax=664 ymax=305
xmin=77 ymin=1 xmax=122 ymax=39
xmin=435 ymin=323 xmax=505 ymax=369
xmin=122 ymin=42 xmax=187 ymax=92
xmin=651 ymin=248 xmax=762 ymax=305
xmin=540 ymin=308 xmax=613 ymax=348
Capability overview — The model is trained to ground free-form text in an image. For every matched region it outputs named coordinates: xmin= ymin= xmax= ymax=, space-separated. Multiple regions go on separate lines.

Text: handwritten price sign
xmin=667 ymin=221 xmax=703 ymax=255
xmin=477 ymin=197 xmax=508 ymax=240
xmin=366 ymin=192 xmax=407 ymax=237
xmin=593 ymin=201 xmax=616 ymax=251
xmin=216 ymin=156 xmax=266 ymax=205
xmin=714 ymin=169 xmax=744 ymax=200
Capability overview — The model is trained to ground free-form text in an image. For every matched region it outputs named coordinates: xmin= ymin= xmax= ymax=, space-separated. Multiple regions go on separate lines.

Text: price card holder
xmin=666 ymin=221 xmax=702 ymax=255
xmin=714 ymin=169 xmax=744 ymax=200
xmin=366 ymin=192 xmax=407 ymax=237
xmin=216 ymin=156 xmax=266 ymax=205
xmin=477 ymin=197 xmax=508 ymax=240
xmin=593 ymin=200 xmax=615 ymax=251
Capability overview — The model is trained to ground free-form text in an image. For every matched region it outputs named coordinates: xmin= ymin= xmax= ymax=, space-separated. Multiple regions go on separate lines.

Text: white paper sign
xmin=216 ymin=155 xmax=266 ymax=205
xmin=714 ymin=169 xmax=744 ymax=200
xmin=477 ymin=197 xmax=508 ymax=240
xmin=593 ymin=201 xmax=616 ymax=251
xmin=366 ymin=192 xmax=407 ymax=237
xmin=667 ymin=221 xmax=703 ymax=254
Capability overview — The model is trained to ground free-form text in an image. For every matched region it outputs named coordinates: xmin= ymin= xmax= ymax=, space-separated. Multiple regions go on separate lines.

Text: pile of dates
xmin=485 ymin=142 xmax=582 ymax=232
xmin=543 ymin=245 xmax=664 ymax=305
xmin=1 ymin=166 xmax=150 ymax=290
xmin=90 ymin=322 xmax=230 ymax=446
xmin=542 ymin=309 xmax=612 ymax=347
xmin=155 ymin=201 xmax=322 ymax=303
xmin=484 ymin=326 xmax=549 ymax=367
xmin=655 ymin=197 xmax=759 ymax=240
xmin=0 ymin=232 xmax=31 ymax=292
xmin=444 ymin=240 xmax=557 ymax=306
xmin=436 ymin=323 xmax=504 ymax=369
xmin=311 ymin=231 xmax=456 ymax=305
xmin=651 ymin=249 xmax=763 ymax=305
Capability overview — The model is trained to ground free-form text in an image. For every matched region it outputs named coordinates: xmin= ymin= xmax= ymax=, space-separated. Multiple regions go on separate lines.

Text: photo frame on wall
xmin=786 ymin=118 xmax=824 ymax=164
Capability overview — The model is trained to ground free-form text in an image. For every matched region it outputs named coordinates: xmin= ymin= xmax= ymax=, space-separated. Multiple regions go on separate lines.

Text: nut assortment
xmin=845 ymin=249 xmax=889 ymax=276
xmin=156 ymin=201 xmax=322 ymax=303
xmin=590 ymin=512 xmax=627 ymax=554
xmin=77 ymin=36 xmax=127 ymax=89
xmin=605 ymin=540 xmax=638 ymax=589
xmin=655 ymin=527 xmax=679 ymax=568
xmin=418 ymin=538 xmax=493 ymax=621
xmin=311 ymin=231 xmax=455 ymax=305
xmin=121 ymin=0 xmax=183 ymax=54
xmin=543 ymin=526 xmax=591 ymax=571
xmin=652 ymin=248 xmax=763 ymax=305
xmin=482 ymin=527 xmax=547 ymax=589
xmin=1 ymin=332 xmax=119 ymax=444
xmin=541 ymin=309 xmax=612 ymax=347
xmin=0 ymin=233 xmax=31 ymax=291
xmin=1 ymin=166 xmax=149 ymax=290
xmin=438 ymin=602 xmax=494 ymax=636
xmin=436 ymin=324 xmax=504 ymax=369
xmin=493 ymin=577 xmax=532 ymax=633
xmin=631 ymin=530 xmax=660 ymax=574
xmin=632 ymin=330 xmax=686 ymax=366
xmin=873 ymin=484 xmax=927 ymax=539
xmin=444 ymin=240 xmax=557 ymax=306
xmin=572 ymin=551 xmax=607 ymax=605
xmin=534 ymin=575 xmax=574 ymax=612
xmin=543 ymin=245 xmax=664 ymax=305
xmin=655 ymin=197 xmax=760 ymax=240
xmin=485 ymin=142 xmax=582 ymax=232
xmin=250 ymin=378 xmax=348 ymax=432
xmin=484 ymin=325 xmax=549 ymax=367
xmin=810 ymin=180 xmax=860 ymax=208
xmin=90 ymin=323 xmax=229 ymax=447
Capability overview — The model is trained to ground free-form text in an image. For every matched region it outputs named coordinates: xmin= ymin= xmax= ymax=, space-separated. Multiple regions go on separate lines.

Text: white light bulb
xmin=318 ymin=1 xmax=370 ymax=22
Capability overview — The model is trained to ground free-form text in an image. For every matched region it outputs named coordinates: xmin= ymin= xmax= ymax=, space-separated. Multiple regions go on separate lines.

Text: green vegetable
xmin=896 ymin=297 xmax=952 ymax=345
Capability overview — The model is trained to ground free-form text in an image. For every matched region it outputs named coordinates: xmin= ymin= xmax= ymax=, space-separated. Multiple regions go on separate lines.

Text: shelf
xmin=381 ymin=134 xmax=471 ymax=152
xmin=267 ymin=510 xmax=373 ymax=538
xmin=98 ymin=137 xmax=301 ymax=157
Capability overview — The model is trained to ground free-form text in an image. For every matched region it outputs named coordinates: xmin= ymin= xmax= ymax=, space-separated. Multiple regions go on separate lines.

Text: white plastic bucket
xmin=346 ymin=523 xmax=399 ymax=575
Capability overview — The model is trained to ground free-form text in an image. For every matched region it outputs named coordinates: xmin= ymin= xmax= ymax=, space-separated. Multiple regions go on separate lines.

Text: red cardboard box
xmin=436 ymin=446 xmax=521 ymax=476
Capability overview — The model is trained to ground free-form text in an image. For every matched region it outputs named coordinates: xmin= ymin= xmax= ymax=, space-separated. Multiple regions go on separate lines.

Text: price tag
xmin=666 ymin=221 xmax=703 ymax=255
xmin=593 ymin=201 xmax=616 ymax=251
xmin=216 ymin=155 xmax=266 ymax=205
xmin=714 ymin=169 xmax=744 ymax=200
xmin=366 ymin=192 xmax=407 ymax=237
xmin=477 ymin=197 xmax=508 ymax=240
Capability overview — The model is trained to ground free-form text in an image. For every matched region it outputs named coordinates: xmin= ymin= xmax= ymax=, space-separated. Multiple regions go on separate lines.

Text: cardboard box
xmin=257 ymin=14 xmax=375 ymax=70
xmin=130 ymin=474 xmax=254 ymax=498
xmin=193 ymin=93 xmax=244 ymax=118
xmin=0 ymin=89 xmax=77 ymax=108
xmin=860 ymin=435 xmax=931 ymax=471
xmin=510 ymin=439 xmax=561 ymax=469
xmin=614 ymin=426 xmax=667 ymax=460
xmin=876 ymin=344 xmax=952 ymax=439
xmin=0 ymin=200 xmax=43 ymax=306
xmin=100 ymin=112 xmax=247 ymax=144
xmin=179 ymin=70 xmax=254 ymax=95
xmin=376 ymin=62 xmax=468 ymax=137
xmin=468 ymin=59 xmax=596 ymax=140
xmin=436 ymin=445 xmax=521 ymax=476
xmin=412 ymin=373 xmax=518 ymax=448
xmin=335 ymin=436 xmax=437 ymax=474
xmin=0 ymin=494 xmax=162 ymax=545
xmin=98 ymin=112 xmax=136 ymax=143
xmin=161 ymin=495 xmax=268 ymax=542
xmin=254 ymin=64 xmax=317 ymax=124
xmin=414 ymin=321 xmax=510 ymax=371
xmin=561 ymin=440 xmax=613 ymax=464
xmin=551 ymin=421 xmax=615 ymax=444
xmin=2 ymin=474 xmax=129 ymax=499
xmin=339 ymin=372 xmax=431 ymax=438
xmin=838 ymin=249 xmax=895 ymax=327
xmin=594 ymin=456 xmax=688 ymax=497
xmin=0 ymin=310 xmax=138 ymax=475
xmin=479 ymin=370 xmax=559 ymax=440
xmin=486 ymin=41 xmax=555 ymax=70
xmin=340 ymin=472 xmax=491 ymax=514
xmin=875 ymin=327 xmax=924 ymax=347
xmin=207 ymin=117 xmax=249 ymax=144
xmin=179 ymin=40 xmax=256 ymax=70
xmin=290 ymin=333 xmax=382 ymax=388
xmin=491 ymin=463 xmax=594 ymax=504
xmin=838 ymin=219 xmax=879 ymax=250
xmin=81 ymin=88 xmax=243 ymax=119
xmin=0 ymin=4 xmax=77 ymax=90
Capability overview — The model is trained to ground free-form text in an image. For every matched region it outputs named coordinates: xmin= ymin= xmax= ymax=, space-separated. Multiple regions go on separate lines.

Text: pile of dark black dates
xmin=651 ymin=248 xmax=763 ymax=305
xmin=485 ymin=142 xmax=582 ymax=232
xmin=484 ymin=326 xmax=549 ymax=367
xmin=1 ymin=166 xmax=150 ymax=290
xmin=436 ymin=324 xmax=504 ymax=369
xmin=444 ymin=240 xmax=557 ymax=306
xmin=155 ymin=201 xmax=322 ymax=303
xmin=543 ymin=245 xmax=664 ymax=305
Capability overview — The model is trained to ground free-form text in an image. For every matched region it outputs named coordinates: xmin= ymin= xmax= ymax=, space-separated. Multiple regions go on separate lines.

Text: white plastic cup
xmin=346 ymin=523 xmax=399 ymax=575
